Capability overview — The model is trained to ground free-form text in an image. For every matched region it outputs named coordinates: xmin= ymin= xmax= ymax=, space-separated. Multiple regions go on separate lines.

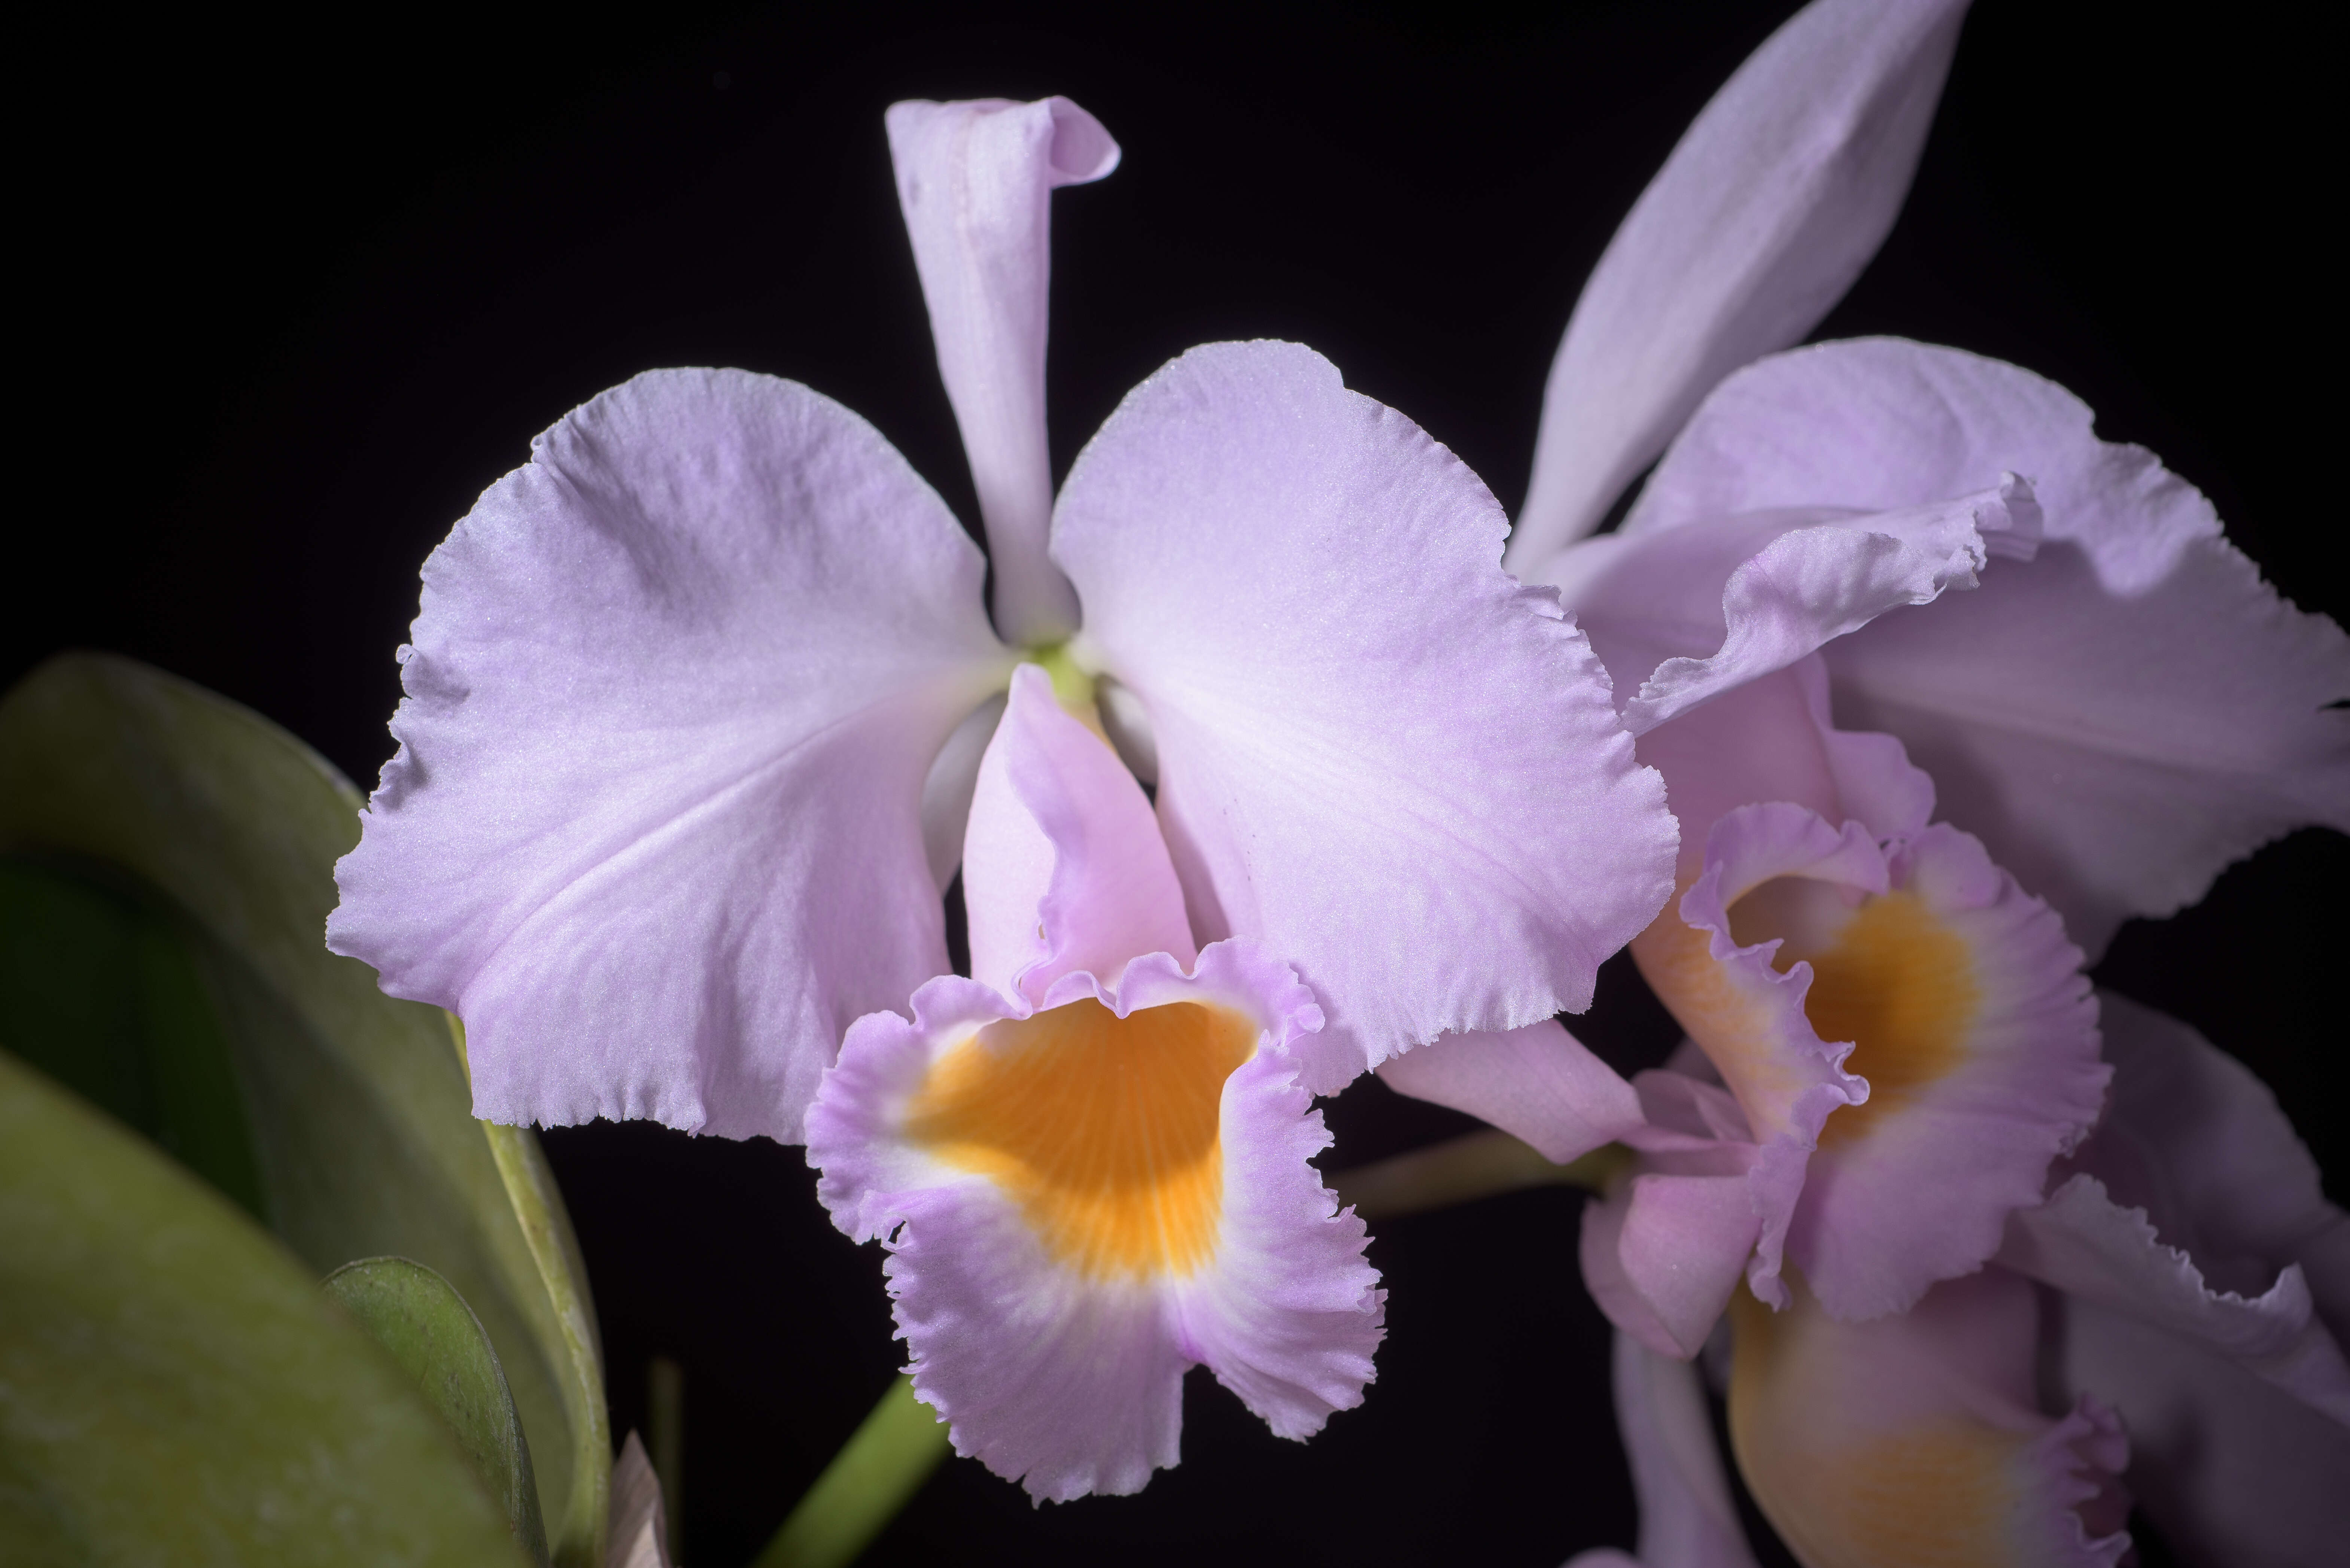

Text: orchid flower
xmin=1572 ymin=997 xmax=2350 ymax=1568
xmin=325 ymin=94 xmax=1677 ymax=1498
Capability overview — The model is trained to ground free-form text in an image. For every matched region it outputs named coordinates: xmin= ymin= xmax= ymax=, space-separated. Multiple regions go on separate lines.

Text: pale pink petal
xmin=1532 ymin=481 xmax=2039 ymax=735
xmin=1374 ymin=1019 xmax=1645 ymax=1164
xmin=1633 ymin=660 xmax=1933 ymax=882
xmin=2074 ymin=993 xmax=2350 ymax=1330
xmin=1054 ymin=340 xmax=1675 ymax=1092
xmin=2002 ymin=1175 xmax=2350 ymax=1424
xmin=960 ymin=664 xmax=1194 ymax=1003
xmin=1627 ymin=336 xmax=2350 ymax=960
xmin=327 ymin=369 xmax=1009 ymax=1141
xmin=2053 ymin=1298 xmax=2350 ymax=1568
xmin=885 ymin=96 xmax=1119 ymax=643
xmin=1587 ymin=1332 xmax=1762 ymax=1568
xmin=1509 ymin=0 xmax=1971 ymax=564
xmin=1727 ymin=1269 xmax=2130 ymax=1568
xmin=1585 ymin=1168 xmax=1768 ymax=1361
xmin=805 ymin=940 xmax=1374 ymax=1501
xmin=1784 ymin=824 xmax=2105 ymax=1319
xmin=918 ymin=692 xmax=1003 ymax=891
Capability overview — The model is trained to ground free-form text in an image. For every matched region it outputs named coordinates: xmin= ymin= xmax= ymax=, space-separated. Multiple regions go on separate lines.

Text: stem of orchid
xmin=753 ymin=1375 xmax=952 ymax=1568
xmin=1330 ymin=1130 xmax=1629 ymax=1221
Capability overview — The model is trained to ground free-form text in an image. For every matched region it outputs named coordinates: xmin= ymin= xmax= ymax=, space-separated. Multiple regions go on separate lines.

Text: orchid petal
xmin=328 ymin=369 xmax=1009 ymax=1141
xmin=1727 ymin=1270 xmax=2131 ymax=1568
xmin=1374 ymin=1019 xmax=1645 ymax=1164
xmin=1054 ymin=340 xmax=1675 ymax=1091
xmin=1562 ymin=1334 xmax=1760 ymax=1568
xmin=1536 ymin=481 xmax=2039 ymax=736
xmin=886 ymin=96 xmax=1120 ymax=643
xmin=2053 ymin=1298 xmax=2350 ymax=1568
xmin=1633 ymin=660 xmax=1934 ymax=881
xmin=961 ymin=664 xmax=1194 ymax=1004
xmin=805 ymin=943 xmax=1375 ymax=1501
xmin=1626 ymin=336 xmax=2350 ymax=959
xmin=1510 ymin=0 xmax=1970 ymax=564
xmin=2073 ymin=992 xmax=2350 ymax=1331
xmin=1585 ymin=1170 xmax=1767 ymax=1361
xmin=1782 ymin=823 xmax=2104 ymax=1319
xmin=2001 ymin=1175 xmax=2350 ymax=1424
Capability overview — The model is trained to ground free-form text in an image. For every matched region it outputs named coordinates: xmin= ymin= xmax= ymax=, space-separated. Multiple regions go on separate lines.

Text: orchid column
xmin=326 ymin=94 xmax=1678 ymax=1500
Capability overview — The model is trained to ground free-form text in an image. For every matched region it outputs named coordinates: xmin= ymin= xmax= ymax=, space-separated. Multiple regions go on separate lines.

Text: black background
xmin=16 ymin=3 xmax=2340 ymax=1564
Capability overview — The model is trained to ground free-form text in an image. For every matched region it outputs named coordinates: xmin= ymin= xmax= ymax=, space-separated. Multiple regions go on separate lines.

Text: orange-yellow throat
xmin=904 ymin=998 xmax=1258 ymax=1280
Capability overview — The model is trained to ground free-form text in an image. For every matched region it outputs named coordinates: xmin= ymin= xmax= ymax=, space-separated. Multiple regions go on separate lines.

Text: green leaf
xmin=0 ymin=1050 xmax=533 ymax=1567
xmin=0 ymin=654 xmax=610 ymax=1567
xmin=325 ymin=1257 xmax=551 ymax=1567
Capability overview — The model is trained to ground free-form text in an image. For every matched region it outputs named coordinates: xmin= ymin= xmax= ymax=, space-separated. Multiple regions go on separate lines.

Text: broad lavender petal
xmin=886 ymin=96 xmax=1119 ymax=643
xmin=961 ymin=664 xmax=1194 ymax=1003
xmin=1625 ymin=336 xmax=2350 ymax=959
xmin=1727 ymin=1270 xmax=2131 ymax=1568
xmin=328 ymin=369 xmax=1009 ymax=1141
xmin=1374 ymin=1019 xmax=1645 ymax=1165
xmin=1510 ymin=0 xmax=1970 ymax=564
xmin=1054 ymin=340 xmax=1675 ymax=1091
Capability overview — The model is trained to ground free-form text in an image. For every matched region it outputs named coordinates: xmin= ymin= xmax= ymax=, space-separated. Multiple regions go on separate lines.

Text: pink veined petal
xmin=2050 ymin=1297 xmax=2350 ymax=1568
xmin=1626 ymin=336 xmax=2350 ymax=960
xmin=885 ymin=95 xmax=1120 ymax=644
xmin=1727 ymin=1269 xmax=2132 ymax=1568
xmin=1534 ymin=481 xmax=2040 ymax=736
xmin=1562 ymin=1334 xmax=1760 ymax=1568
xmin=803 ymin=943 xmax=1374 ymax=1502
xmin=326 ymin=368 xmax=1009 ymax=1142
xmin=1509 ymin=0 xmax=1971 ymax=565
xmin=961 ymin=664 xmax=1194 ymax=1004
xmin=1781 ymin=823 xmax=2105 ymax=1320
xmin=1054 ymin=340 xmax=1675 ymax=1093
xmin=2000 ymin=1175 xmax=2350 ymax=1425
xmin=1373 ymin=1019 xmax=1645 ymax=1165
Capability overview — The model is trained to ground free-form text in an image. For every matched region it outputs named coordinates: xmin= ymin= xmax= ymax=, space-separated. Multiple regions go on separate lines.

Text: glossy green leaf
xmin=0 ymin=654 xmax=609 ymax=1567
xmin=0 ymin=1050 xmax=531 ymax=1567
xmin=325 ymin=1257 xmax=551 ymax=1567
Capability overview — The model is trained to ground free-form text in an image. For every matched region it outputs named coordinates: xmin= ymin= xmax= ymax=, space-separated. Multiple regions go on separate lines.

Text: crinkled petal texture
xmin=1053 ymin=341 xmax=1675 ymax=1091
xmin=327 ymin=368 xmax=1009 ymax=1140
xmin=885 ymin=95 xmax=1119 ymax=643
xmin=1511 ymin=0 xmax=1970 ymax=562
xmin=2003 ymin=996 xmax=2350 ymax=1565
xmin=807 ymin=950 xmax=1381 ymax=1501
xmin=1562 ymin=1333 xmax=1761 ymax=1568
xmin=1533 ymin=478 xmax=2040 ymax=736
xmin=1624 ymin=337 xmax=2350 ymax=960
xmin=807 ymin=666 xmax=1379 ymax=1501
xmin=1635 ymin=806 xmax=2103 ymax=1319
xmin=1728 ymin=1270 xmax=2131 ymax=1568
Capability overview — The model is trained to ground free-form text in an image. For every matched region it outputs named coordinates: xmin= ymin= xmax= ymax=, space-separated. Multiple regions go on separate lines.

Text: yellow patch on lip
xmin=1728 ymin=1286 xmax=2031 ymax=1568
xmin=1731 ymin=884 xmax=1980 ymax=1146
xmin=902 ymin=998 xmax=1259 ymax=1280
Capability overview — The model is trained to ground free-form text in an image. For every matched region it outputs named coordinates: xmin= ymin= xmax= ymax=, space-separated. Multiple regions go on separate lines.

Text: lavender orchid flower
xmin=1573 ymin=998 xmax=2350 ymax=1568
xmin=326 ymin=95 xmax=1677 ymax=1499
xmin=1365 ymin=0 xmax=2347 ymax=1555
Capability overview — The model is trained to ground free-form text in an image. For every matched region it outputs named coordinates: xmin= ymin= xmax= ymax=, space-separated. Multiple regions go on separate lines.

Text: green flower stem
xmin=755 ymin=1375 xmax=952 ymax=1568
xmin=1330 ymin=1129 xmax=1629 ymax=1221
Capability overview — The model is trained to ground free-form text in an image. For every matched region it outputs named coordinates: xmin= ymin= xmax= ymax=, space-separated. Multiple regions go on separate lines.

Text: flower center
xmin=902 ymin=998 xmax=1257 ymax=1280
xmin=1729 ymin=880 xmax=1979 ymax=1145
